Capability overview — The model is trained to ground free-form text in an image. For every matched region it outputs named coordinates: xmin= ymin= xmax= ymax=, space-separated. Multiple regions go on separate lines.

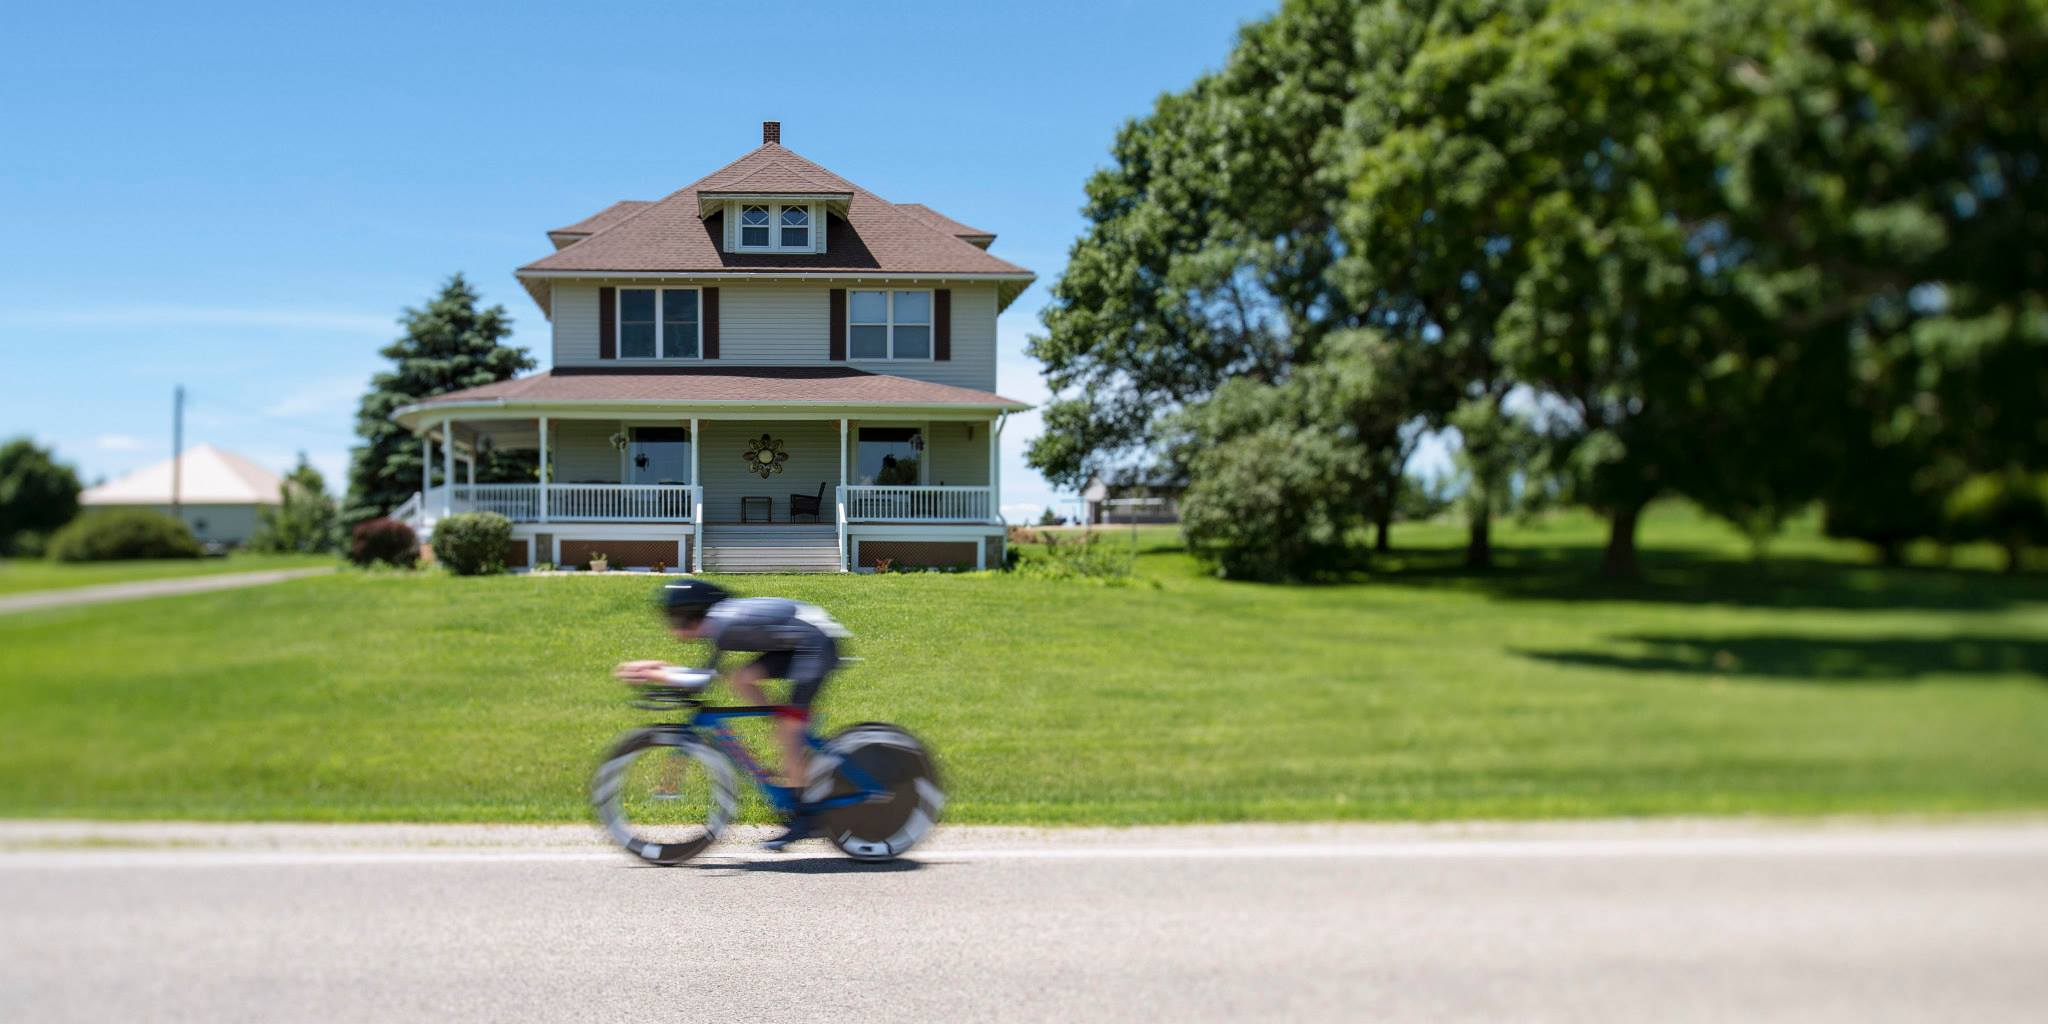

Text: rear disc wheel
xmin=806 ymin=723 xmax=944 ymax=862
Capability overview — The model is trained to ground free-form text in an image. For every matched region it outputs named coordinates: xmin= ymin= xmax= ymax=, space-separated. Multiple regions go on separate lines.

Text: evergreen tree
xmin=250 ymin=454 xmax=340 ymax=553
xmin=343 ymin=275 xmax=533 ymax=524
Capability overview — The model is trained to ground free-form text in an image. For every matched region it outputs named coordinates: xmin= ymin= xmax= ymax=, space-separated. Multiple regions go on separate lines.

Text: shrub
xmin=1014 ymin=531 xmax=1135 ymax=582
xmin=430 ymin=512 xmax=512 ymax=575
xmin=46 ymin=509 xmax=202 ymax=562
xmin=350 ymin=517 xmax=418 ymax=568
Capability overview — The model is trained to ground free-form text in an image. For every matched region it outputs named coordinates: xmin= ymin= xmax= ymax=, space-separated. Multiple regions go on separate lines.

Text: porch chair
xmin=789 ymin=481 xmax=827 ymax=522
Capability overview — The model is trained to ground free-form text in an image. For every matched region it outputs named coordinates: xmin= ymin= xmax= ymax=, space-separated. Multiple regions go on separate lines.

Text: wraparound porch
xmin=393 ymin=408 xmax=1008 ymax=573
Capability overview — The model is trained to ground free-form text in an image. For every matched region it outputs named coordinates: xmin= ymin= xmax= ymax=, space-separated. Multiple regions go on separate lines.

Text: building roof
xmin=894 ymin=203 xmax=995 ymax=246
xmin=395 ymin=366 xmax=1030 ymax=424
xmin=80 ymin=443 xmax=285 ymax=507
xmin=696 ymin=155 xmax=853 ymax=196
xmin=548 ymin=199 xmax=655 ymax=238
xmin=520 ymin=142 xmax=1031 ymax=302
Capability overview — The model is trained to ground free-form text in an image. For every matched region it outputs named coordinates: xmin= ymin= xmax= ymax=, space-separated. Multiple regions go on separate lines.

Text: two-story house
xmin=388 ymin=122 xmax=1033 ymax=573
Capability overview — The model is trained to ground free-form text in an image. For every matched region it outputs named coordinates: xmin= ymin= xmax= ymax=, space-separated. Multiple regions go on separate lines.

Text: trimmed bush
xmin=45 ymin=509 xmax=202 ymax=562
xmin=431 ymin=512 xmax=512 ymax=576
xmin=350 ymin=517 xmax=419 ymax=568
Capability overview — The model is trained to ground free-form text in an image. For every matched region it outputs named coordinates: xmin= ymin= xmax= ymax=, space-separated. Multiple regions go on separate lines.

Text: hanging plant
xmin=741 ymin=433 xmax=790 ymax=478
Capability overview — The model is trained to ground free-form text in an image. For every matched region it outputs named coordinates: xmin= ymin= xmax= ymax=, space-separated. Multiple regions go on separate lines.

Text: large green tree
xmin=343 ymin=275 xmax=533 ymax=524
xmin=1027 ymin=0 xmax=1372 ymax=490
xmin=0 ymin=437 xmax=82 ymax=556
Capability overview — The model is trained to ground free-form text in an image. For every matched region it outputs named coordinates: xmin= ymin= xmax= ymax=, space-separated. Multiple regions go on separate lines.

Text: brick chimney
xmin=762 ymin=120 xmax=781 ymax=145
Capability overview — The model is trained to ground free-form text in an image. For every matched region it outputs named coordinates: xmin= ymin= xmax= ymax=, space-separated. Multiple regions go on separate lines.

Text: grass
xmin=0 ymin=553 xmax=337 ymax=596
xmin=0 ymin=504 xmax=2044 ymax=825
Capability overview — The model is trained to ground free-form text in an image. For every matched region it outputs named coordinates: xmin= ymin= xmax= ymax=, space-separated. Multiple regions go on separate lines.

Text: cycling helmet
xmin=656 ymin=579 xmax=731 ymax=624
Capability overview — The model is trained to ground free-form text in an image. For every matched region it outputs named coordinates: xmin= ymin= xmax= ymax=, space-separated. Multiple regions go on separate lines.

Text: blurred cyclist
xmin=613 ymin=580 xmax=850 ymax=851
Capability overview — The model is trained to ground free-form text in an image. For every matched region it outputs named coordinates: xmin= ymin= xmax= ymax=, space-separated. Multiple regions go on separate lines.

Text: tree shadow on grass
xmin=1519 ymin=633 xmax=2048 ymax=684
xmin=1361 ymin=542 xmax=2045 ymax=613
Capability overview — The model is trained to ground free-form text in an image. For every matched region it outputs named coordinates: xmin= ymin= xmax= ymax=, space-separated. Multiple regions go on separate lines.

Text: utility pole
xmin=171 ymin=385 xmax=185 ymax=521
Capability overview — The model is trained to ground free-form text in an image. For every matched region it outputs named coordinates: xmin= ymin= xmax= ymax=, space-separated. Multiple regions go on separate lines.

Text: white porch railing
xmin=544 ymin=483 xmax=698 ymax=522
xmin=842 ymin=485 xmax=993 ymax=523
xmin=414 ymin=484 xmax=699 ymax=524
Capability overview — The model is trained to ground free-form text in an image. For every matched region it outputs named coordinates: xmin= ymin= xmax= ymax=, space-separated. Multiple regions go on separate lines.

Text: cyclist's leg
xmin=777 ymin=634 xmax=840 ymax=794
xmin=728 ymin=657 xmax=774 ymax=707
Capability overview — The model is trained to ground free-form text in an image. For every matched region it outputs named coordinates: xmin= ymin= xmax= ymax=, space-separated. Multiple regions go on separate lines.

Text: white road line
xmin=3 ymin=830 xmax=2046 ymax=870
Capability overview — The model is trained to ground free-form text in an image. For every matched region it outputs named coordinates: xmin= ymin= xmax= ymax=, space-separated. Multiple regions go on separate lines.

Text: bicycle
xmin=590 ymin=674 xmax=944 ymax=866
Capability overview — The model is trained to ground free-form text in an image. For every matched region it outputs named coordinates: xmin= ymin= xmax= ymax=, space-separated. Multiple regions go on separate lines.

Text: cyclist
xmin=613 ymin=580 xmax=850 ymax=851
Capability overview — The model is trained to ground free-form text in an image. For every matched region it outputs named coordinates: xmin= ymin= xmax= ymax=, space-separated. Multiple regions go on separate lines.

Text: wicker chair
xmin=789 ymin=481 xmax=826 ymax=522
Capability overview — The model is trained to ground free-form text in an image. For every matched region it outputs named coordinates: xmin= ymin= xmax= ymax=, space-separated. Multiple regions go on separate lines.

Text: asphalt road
xmin=2 ymin=821 xmax=2044 ymax=1022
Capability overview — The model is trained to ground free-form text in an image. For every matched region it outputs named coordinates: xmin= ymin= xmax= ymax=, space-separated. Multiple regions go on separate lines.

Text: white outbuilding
xmin=78 ymin=443 xmax=284 ymax=546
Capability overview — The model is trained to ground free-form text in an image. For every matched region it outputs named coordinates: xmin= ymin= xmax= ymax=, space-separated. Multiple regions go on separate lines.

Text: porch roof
xmin=392 ymin=365 xmax=1029 ymax=428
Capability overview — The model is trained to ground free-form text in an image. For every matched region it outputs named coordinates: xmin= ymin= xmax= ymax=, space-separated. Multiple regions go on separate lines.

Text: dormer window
xmin=780 ymin=205 xmax=810 ymax=247
xmin=739 ymin=204 xmax=771 ymax=247
xmin=730 ymin=201 xmax=819 ymax=253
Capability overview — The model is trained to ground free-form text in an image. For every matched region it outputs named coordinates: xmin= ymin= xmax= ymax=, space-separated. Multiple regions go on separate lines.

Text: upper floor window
xmin=618 ymin=287 xmax=701 ymax=359
xmin=780 ymin=205 xmax=809 ymax=247
xmin=732 ymin=201 xmax=817 ymax=252
xmin=738 ymin=205 xmax=771 ymax=247
xmin=849 ymin=289 xmax=931 ymax=360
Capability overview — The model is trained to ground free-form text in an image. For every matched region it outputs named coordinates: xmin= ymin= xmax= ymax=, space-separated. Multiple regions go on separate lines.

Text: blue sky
xmin=0 ymin=0 xmax=1279 ymax=520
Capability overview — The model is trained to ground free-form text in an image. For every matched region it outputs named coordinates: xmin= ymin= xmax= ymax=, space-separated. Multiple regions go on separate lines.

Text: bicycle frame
xmin=674 ymin=706 xmax=885 ymax=817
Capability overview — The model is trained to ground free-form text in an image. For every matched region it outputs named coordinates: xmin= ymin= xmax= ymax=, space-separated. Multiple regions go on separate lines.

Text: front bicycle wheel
xmin=806 ymin=722 xmax=944 ymax=862
xmin=591 ymin=728 xmax=738 ymax=866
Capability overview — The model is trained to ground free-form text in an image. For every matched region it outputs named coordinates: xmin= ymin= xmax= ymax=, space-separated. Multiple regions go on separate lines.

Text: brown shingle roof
xmin=519 ymin=144 xmax=1029 ymax=279
xmin=405 ymin=366 xmax=1029 ymax=413
xmin=549 ymin=199 xmax=655 ymax=237
xmin=895 ymin=203 xmax=995 ymax=244
xmin=697 ymin=157 xmax=853 ymax=196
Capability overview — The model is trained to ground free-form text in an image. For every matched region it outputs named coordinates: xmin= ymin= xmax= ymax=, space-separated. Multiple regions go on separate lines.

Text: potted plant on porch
xmin=589 ymin=552 xmax=609 ymax=573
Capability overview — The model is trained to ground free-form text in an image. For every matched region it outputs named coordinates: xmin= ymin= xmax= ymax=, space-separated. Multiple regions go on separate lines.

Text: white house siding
xmin=698 ymin=420 xmax=840 ymax=523
xmin=547 ymin=279 xmax=999 ymax=394
xmin=719 ymin=282 xmax=831 ymax=362
xmin=922 ymin=420 xmax=992 ymax=487
xmin=551 ymin=283 xmax=600 ymax=364
xmin=550 ymin=420 xmax=620 ymax=483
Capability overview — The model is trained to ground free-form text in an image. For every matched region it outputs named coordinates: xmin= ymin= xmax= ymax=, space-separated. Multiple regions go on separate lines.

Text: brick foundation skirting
xmin=860 ymin=540 xmax=978 ymax=570
xmin=503 ymin=540 xmax=529 ymax=569
xmin=560 ymin=538 xmax=682 ymax=571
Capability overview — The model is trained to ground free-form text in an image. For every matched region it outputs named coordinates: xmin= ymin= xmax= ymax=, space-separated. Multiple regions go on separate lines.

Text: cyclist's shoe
xmin=761 ymin=813 xmax=818 ymax=852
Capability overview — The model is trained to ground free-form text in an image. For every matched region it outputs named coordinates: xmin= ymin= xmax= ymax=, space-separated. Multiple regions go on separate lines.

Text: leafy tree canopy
xmin=0 ymin=436 xmax=82 ymax=556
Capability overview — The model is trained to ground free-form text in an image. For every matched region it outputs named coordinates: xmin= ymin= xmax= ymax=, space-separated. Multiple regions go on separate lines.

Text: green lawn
xmin=0 ymin=553 xmax=337 ymax=596
xmin=1 ymin=505 xmax=2044 ymax=824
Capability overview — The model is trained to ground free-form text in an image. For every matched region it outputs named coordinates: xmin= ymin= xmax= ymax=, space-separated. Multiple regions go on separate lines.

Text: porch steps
xmin=699 ymin=525 xmax=842 ymax=574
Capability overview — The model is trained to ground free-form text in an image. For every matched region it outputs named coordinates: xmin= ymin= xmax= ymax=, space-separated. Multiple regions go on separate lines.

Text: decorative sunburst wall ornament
xmin=742 ymin=433 xmax=790 ymax=478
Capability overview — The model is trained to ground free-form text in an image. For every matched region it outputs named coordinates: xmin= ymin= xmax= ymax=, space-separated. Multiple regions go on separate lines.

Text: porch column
xmin=421 ymin=430 xmax=431 ymax=505
xmin=464 ymin=454 xmax=475 ymax=488
xmin=537 ymin=417 xmax=550 ymax=523
xmin=838 ymin=417 xmax=849 ymax=572
xmin=689 ymin=417 xmax=702 ymax=573
xmin=989 ymin=415 xmax=1002 ymax=524
xmin=440 ymin=418 xmax=455 ymax=517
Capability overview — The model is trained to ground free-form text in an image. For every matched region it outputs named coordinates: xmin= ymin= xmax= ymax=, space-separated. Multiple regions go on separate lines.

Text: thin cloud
xmin=94 ymin=433 xmax=148 ymax=451
xmin=0 ymin=307 xmax=395 ymax=334
xmin=262 ymin=376 xmax=367 ymax=419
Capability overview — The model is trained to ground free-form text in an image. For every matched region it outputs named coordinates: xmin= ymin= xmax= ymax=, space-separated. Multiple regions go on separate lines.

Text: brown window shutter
xmin=598 ymin=287 xmax=616 ymax=359
xmin=829 ymin=288 xmax=847 ymax=361
xmin=702 ymin=287 xmax=720 ymax=359
xmin=934 ymin=288 xmax=952 ymax=361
